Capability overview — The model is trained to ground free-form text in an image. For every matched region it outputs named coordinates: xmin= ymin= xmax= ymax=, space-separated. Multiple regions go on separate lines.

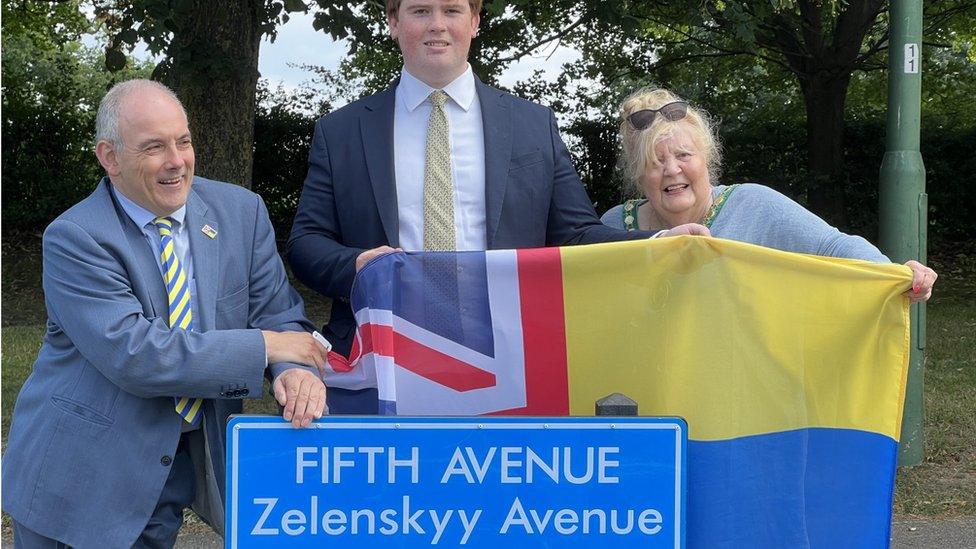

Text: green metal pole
xmin=879 ymin=0 xmax=926 ymax=466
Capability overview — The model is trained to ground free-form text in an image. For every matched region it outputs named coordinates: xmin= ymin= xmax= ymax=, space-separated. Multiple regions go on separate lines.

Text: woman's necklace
xmin=698 ymin=185 xmax=738 ymax=228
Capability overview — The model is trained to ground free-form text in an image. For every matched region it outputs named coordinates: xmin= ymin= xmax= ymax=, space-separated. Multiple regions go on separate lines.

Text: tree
xmin=329 ymin=0 xmax=624 ymax=92
xmin=252 ymin=67 xmax=359 ymax=229
xmin=95 ymin=1 xmax=276 ymax=187
xmin=1 ymin=0 xmax=152 ymax=230
xmin=91 ymin=0 xmax=634 ymax=188
xmin=85 ymin=0 xmax=976 ymax=226
xmin=564 ymin=0 xmax=976 ymax=226
xmin=93 ymin=0 xmax=370 ymax=187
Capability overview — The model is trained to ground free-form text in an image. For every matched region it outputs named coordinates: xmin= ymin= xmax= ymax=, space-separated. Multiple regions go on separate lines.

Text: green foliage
xmin=514 ymin=40 xmax=974 ymax=247
xmin=3 ymin=0 xmax=974 ymax=245
xmin=1 ymin=0 xmax=90 ymax=47
xmin=1 ymin=2 xmax=152 ymax=231
xmin=545 ymin=0 xmax=976 ymax=226
xmin=252 ymin=95 xmax=315 ymax=231
xmin=333 ymin=0 xmax=619 ymax=93
xmin=94 ymin=0 xmax=300 ymax=70
xmin=919 ymin=125 xmax=976 ymax=245
xmin=502 ymin=1 xmax=975 ymax=241
xmin=252 ymin=70 xmax=358 ymax=230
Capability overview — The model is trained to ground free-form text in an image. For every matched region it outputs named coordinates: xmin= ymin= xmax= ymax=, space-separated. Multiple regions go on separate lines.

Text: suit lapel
xmin=361 ymin=87 xmax=400 ymax=246
xmin=186 ymin=187 xmax=219 ymax=331
xmin=478 ymin=79 xmax=512 ymax=249
xmin=102 ymin=180 xmax=168 ymax=319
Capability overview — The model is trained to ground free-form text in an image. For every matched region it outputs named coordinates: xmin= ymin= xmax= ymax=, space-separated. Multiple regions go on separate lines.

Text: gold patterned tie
xmin=153 ymin=217 xmax=204 ymax=426
xmin=423 ymin=90 xmax=457 ymax=251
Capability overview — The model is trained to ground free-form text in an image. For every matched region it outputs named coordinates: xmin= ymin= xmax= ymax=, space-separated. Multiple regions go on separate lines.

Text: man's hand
xmin=262 ymin=331 xmax=330 ymax=373
xmin=660 ymin=223 xmax=711 ymax=237
xmin=356 ymin=245 xmax=401 ymax=271
xmin=904 ymin=260 xmax=937 ymax=303
xmin=273 ymin=368 xmax=326 ymax=428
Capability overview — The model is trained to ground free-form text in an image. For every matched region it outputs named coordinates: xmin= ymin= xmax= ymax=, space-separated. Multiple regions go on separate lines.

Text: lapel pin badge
xmin=201 ymin=224 xmax=218 ymax=239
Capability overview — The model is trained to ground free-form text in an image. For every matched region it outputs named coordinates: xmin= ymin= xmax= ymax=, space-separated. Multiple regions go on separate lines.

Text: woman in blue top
xmin=601 ymin=87 xmax=937 ymax=302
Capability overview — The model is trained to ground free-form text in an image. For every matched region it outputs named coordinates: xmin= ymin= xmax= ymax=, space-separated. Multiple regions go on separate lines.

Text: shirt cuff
xmin=651 ymin=229 xmax=668 ymax=239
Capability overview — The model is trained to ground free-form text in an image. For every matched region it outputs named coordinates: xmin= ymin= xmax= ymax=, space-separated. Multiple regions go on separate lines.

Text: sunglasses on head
xmin=626 ymin=101 xmax=689 ymax=130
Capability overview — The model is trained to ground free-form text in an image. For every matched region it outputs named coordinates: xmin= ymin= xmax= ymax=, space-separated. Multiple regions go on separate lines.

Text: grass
xmin=3 ymin=233 xmax=975 ymax=525
xmin=893 ymin=249 xmax=976 ymax=517
xmin=0 ymin=233 xmax=317 ymax=539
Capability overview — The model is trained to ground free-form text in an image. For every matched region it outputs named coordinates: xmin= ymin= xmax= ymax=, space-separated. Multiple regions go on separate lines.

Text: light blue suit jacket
xmin=2 ymin=177 xmax=313 ymax=547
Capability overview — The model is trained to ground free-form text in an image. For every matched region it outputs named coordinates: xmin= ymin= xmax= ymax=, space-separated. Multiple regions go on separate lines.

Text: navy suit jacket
xmin=288 ymin=79 xmax=650 ymax=385
xmin=2 ymin=178 xmax=314 ymax=547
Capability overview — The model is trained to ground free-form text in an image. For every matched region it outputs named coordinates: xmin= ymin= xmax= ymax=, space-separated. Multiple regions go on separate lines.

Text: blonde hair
xmin=619 ymin=87 xmax=722 ymax=193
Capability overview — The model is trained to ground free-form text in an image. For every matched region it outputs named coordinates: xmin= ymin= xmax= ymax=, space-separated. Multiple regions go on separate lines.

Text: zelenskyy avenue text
xmin=248 ymin=445 xmax=666 ymax=544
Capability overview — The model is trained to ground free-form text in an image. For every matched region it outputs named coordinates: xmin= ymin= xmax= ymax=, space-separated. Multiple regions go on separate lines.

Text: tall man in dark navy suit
xmin=288 ymin=0 xmax=707 ymax=414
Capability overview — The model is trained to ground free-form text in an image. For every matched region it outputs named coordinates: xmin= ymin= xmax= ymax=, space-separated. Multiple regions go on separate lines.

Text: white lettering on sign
xmin=249 ymin=495 xmax=483 ymax=544
xmin=251 ymin=498 xmax=280 ymax=535
xmin=440 ymin=446 xmax=621 ymax=484
xmin=294 ymin=446 xmax=419 ymax=485
xmin=499 ymin=497 xmax=664 ymax=536
xmin=904 ymin=43 xmax=920 ymax=74
xmin=275 ymin=442 xmax=673 ymax=544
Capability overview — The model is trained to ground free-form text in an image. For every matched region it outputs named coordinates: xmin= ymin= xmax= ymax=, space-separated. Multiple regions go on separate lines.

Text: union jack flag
xmin=324 ymin=248 xmax=569 ymax=416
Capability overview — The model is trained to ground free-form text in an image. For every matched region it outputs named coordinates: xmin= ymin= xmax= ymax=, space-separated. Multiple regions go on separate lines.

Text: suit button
xmin=240 ymin=388 xmax=249 ymax=396
xmin=161 ymin=455 xmax=173 ymax=466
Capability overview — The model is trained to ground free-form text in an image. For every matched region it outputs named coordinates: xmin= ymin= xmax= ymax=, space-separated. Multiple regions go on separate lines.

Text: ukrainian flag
xmin=560 ymin=237 xmax=910 ymax=547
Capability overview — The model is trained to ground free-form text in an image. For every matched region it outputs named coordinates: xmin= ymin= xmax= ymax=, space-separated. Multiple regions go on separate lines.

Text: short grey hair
xmin=95 ymin=79 xmax=186 ymax=149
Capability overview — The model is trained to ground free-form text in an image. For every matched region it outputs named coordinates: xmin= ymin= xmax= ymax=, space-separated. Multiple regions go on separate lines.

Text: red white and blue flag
xmin=325 ymin=248 xmax=568 ymax=416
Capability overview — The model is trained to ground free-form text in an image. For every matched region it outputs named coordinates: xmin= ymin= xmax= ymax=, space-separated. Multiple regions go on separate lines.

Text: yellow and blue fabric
xmin=346 ymin=236 xmax=911 ymax=547
xmin=153 ymin=216 xmax=203 ymax=426
xmin=560 ymin=237 xmax=910 ymax=547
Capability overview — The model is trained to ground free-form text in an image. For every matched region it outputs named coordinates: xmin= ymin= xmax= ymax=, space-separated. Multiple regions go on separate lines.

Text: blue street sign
xmin=227 ymin=416 xmax=686 ymax=548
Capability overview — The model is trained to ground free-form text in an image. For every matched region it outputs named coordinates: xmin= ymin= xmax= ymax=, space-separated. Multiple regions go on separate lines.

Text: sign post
xmin=879 ymin=0 xmax=926 ymax=466
xmin=227 ymin=416 xmax=686 ymax=548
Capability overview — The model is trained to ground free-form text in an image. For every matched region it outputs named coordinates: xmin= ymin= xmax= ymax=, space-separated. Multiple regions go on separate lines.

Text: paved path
xmin=891 ymin=518 xmax=976 ymax=548
xmin=173 ymin=518 xmax=976 ymax=548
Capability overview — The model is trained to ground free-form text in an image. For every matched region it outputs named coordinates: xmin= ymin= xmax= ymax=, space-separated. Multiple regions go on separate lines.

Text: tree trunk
xmin=800 ymin=73 xmax=852 ymax=228
xmin=781 ymin=0 xmax=885 ymax=229
xmin=158 ymin=1 xmax=263 ymax=188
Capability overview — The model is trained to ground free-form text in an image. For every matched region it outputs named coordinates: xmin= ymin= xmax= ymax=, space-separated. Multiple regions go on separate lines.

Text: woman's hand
xmin=904 ymin=260 xmax=937 ymax=303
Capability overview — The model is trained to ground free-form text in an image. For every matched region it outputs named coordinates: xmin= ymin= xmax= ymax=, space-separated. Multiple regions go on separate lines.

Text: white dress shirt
xmin=394 ymin=65 xmax=487 ymax=251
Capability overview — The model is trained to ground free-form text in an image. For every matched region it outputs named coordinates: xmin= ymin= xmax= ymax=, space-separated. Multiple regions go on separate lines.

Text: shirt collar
xmin=399 ymin=64 xmax=476 ymax=113
xmin=113 ymin=184 xmax=188 ymax=232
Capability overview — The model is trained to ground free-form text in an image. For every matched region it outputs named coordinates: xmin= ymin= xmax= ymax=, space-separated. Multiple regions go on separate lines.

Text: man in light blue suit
xmin=2 ymin=80 xmax=331 ymax=548
xmin=287 ymin=0 xmax=707 ymax=414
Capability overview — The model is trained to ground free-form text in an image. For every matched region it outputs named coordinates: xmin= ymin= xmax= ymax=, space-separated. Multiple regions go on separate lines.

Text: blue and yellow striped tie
xmin=153 ymin=217 xmax=203 ymax=426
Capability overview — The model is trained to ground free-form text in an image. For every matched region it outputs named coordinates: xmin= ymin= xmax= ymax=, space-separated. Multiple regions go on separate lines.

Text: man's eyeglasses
xmin=626 ymin=101 xmax=689 ymax=130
